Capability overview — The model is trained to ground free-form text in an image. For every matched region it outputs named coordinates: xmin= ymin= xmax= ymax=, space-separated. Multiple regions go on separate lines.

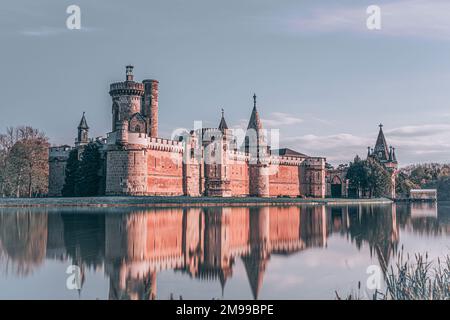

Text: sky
xmin=1 ymin=0 xmax=450 ymax=166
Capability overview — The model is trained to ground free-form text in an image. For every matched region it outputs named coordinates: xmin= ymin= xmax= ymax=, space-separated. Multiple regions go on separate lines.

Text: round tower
xmin=142 ymin=79 xmax=159 ymax=137
xmin=109 ymin=65 xmax=144 ymax=132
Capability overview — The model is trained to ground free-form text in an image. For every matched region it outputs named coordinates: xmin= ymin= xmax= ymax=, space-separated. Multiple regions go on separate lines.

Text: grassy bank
xmin=0 ymin=196 xmax=393 ymax=208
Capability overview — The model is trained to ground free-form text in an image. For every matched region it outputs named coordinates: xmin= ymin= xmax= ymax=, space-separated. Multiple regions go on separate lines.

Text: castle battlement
xmin=109 ymin=82 xmax=145 ymax=96
xmin=49 ymin=145 xmax=72 ymax=159
xmin=228 ymin=150 xmax=250 ymax=162
xmin=304 ymin=157 xmax=326 ymax=167
xmin=148 ymin=136 xmax=184 ymax=153
xmin=271 ymin=156 xmax=306 ymax=166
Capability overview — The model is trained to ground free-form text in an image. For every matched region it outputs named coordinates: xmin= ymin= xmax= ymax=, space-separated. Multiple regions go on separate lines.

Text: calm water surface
xmin=0 ymin=202 xmax=448 ymax=300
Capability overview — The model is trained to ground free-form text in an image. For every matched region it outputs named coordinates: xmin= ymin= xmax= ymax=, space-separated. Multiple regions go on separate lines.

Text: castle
xmin=49 ymin=66 xmax=326 ymax=198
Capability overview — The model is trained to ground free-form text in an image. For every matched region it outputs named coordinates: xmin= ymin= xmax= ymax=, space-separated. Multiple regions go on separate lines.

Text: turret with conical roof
xmin=246 ymin=94 xmax=270 ymax=197
xmin=76 ymin=112 xmax=89 ymax=147
xmin=218 ymin=108 xmax=228 ymax=133
xmin=373 ymin=124 xmax=389 ymax=161
xmin=368 ymin=124 xmax=398 ymax=167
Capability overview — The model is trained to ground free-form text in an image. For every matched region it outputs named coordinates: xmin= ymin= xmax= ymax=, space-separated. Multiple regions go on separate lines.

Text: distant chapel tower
xmin=367 ymin=124 xmax=398 ymax=198
xmin=75 ymin=112 xmax=89 ymax=147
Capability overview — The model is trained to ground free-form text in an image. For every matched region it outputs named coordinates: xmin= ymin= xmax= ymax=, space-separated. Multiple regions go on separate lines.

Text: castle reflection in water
xmin=0 ymin=202 xmax=448 ymax=300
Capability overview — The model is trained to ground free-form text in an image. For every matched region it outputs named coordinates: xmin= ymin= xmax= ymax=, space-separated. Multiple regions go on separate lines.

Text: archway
xmin=331 ymin=176 xmax=342 ymax=198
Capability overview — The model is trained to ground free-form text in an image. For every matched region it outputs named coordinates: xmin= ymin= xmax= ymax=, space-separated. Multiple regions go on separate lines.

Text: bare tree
xmin=0 ymin=126 xmax=49 ymax=197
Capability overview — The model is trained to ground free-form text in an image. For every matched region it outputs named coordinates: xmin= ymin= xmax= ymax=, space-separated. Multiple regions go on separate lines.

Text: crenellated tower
xmin=109 ymin=66 xmax=146 ymax=133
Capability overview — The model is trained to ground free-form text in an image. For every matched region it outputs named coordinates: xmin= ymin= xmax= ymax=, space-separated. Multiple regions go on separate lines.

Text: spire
xmin=76 ymin=112 xmax=89 ymax=146
xmin=218 ymin=108 xmax=228 ymax=132
xmin=247 ymin=94 xmax=263 ymax=131
xmin=242 ymin=253 xmax=268 ymax=300
xmin=78 ymin=112 xmax=89 ymax=129
xmin=367 ymin=146 xmax=371 ymax=157
xmin=373 ymin=123 xmax=389 ymax=161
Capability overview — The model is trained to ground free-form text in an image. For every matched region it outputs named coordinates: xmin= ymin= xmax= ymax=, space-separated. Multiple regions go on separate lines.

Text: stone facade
xmin=48 ymin=145 xmax=72 ymax=196
xmin=49 ymin=66 xmax=327 ymax=198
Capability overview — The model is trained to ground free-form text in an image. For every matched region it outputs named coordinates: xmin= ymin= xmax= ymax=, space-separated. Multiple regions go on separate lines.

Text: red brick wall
xmin=269 ymin=164 xmax=301 ymax=197
xmin=146 ymin=150 xmax=184 ymax=196
xmin=229 ymin=161 xmax=249 ymax=196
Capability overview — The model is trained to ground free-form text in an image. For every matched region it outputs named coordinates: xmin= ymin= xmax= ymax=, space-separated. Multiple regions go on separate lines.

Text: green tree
xmin=62 ymin=149 xmax=80 ymax=197
xmin=346 ymin=157 xmax=391 ymax=198
xmin=396 ymin=172 xmax=419 ymax=197
xmin=77 ymin=143 xmax=101 ymax=197
xmin=346 ymin=157 xmax=368 ymax=196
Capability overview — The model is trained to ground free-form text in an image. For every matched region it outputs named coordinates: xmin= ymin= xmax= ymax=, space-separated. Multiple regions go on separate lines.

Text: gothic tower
xmin=75 ymin=112 xmax=89 ymax=147
xmin=246 ymin=94 xmax=270 ymax=197
xmin=367 ymin=124 xmax=398 ymax=199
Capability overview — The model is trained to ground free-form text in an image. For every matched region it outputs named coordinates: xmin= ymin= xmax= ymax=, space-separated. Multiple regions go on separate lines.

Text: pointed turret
xmin=247 ymin=94 xmax=263 ymax=131
xmin=218 ymin=108 xmax=228 ymax=133
xmin=76 ymin=112 xmax=89 ymax=147
xmin=246 ymin=94 xmax=270 ymax=197
xmin=242 ymin=253 xmax=268 ymax=300
xmin=78 ymin=112 xmax=89 ymax=130
xmin=373 ymin=124 xmax=389 ymax=161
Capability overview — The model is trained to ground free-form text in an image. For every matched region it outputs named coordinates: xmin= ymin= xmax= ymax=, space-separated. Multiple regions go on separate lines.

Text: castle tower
xmin=109 ymin=65 xmax=145 ymax=132
xmin=218 ymin=108 xmax=228 ymax=133
xmin=368 ymin=124 xmax=398 ymax=199
xmin=75 ymin=112 xmax=89 ymax=147
xmin=142 ymin=79 xmax=159 ymax=137
xmin=373 ymin=124 xmax=389 ymax=161
xmin=203 ymin=110 xmax=232 ymax=197
xmin=246 ymin=94 xmax=270 ymax=197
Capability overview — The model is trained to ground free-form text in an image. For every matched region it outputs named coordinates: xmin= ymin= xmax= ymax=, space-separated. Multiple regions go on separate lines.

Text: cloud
xmin=284 ymin=123 xmax=450 ymax=165
xmin=287 ymin=0 xmax=450 ymax=41
xmin=386 ymin=124 xmax=450 ymax=137
xmin=262 ymin=112 xmax=303 ymax=128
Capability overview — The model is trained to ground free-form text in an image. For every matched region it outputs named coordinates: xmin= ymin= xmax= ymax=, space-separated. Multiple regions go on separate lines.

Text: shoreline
xmin=0 ymin=196 xmax=393 ymax=208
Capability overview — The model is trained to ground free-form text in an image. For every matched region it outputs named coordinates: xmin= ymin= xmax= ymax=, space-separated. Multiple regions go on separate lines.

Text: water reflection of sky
xmin=0 ymin=203 xmax=448 ymax=300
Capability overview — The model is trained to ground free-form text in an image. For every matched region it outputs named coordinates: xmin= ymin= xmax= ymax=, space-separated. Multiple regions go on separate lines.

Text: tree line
xmin=0 ymin=126 xmax=49 ymax=197
xmin=397 ymin=163 xmax=450 ymax=200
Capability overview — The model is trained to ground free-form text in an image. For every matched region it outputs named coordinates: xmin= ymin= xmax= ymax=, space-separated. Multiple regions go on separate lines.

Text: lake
xmin=0 ymin=202 xmax=448 ymax=300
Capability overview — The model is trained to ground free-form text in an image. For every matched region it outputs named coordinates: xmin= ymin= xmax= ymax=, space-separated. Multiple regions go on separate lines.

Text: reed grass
xmin=336 ymin=250 xmax=450 ymax=300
